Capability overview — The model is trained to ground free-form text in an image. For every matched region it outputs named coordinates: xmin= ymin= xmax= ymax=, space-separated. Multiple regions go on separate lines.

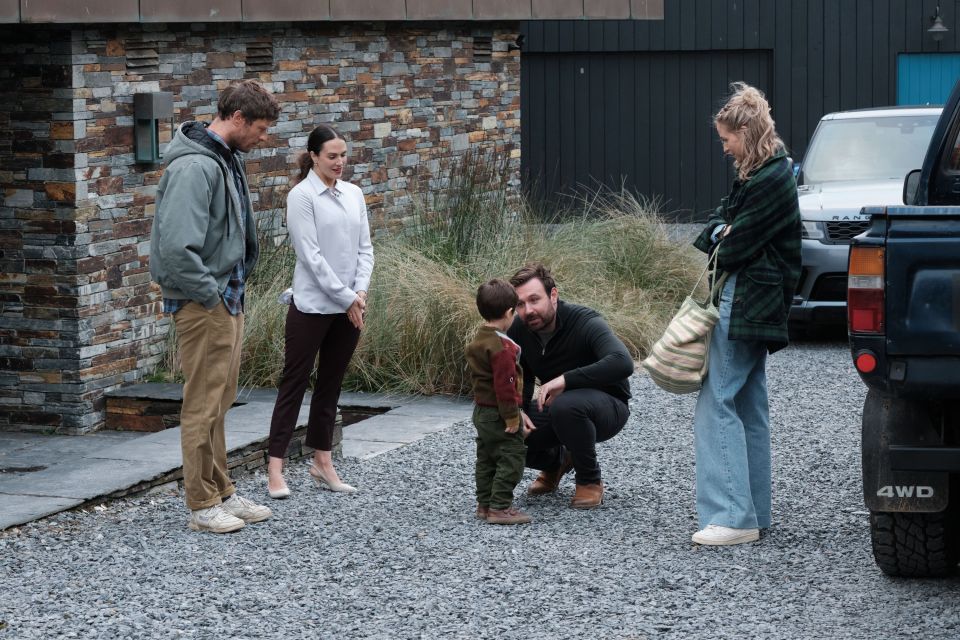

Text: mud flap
xmin=862 ymin=388 xmax=949 ymax=512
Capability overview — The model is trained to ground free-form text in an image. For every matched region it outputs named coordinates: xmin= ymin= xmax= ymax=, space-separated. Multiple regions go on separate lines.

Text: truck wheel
xmin=870 ymin=510 xmax=958 ymax=577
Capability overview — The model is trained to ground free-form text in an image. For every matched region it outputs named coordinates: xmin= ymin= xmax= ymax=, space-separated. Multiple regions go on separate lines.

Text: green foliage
xmin=157 ymin=152 xmax=703 ymax=396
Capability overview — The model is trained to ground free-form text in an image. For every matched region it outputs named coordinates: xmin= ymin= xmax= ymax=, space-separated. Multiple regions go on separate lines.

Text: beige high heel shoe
xmin=308 ymin=461 xmax=358 ymax=493
xmin=267 ymin=476 xmax=290 ymax=500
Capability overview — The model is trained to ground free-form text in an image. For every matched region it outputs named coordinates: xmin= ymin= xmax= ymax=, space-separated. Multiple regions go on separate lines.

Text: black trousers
xmin=523 ymin=388 xmax=629 ymax=485
xmin=268 ymin=305 xmax=360 ymax=458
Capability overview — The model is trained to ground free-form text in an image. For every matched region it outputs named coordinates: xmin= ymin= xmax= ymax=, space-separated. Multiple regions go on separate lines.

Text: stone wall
xmin=0 ymin=29 xmax=97 ymax=432
xmin=0 ymin=21 xmax=521 ymax=433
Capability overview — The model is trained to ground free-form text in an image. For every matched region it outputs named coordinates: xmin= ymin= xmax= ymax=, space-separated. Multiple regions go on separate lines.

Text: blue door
xmin=898 ymin=53 xmax=960 ymax=105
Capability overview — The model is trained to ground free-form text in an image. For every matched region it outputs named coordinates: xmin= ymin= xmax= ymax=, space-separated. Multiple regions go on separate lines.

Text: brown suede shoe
xmin=475 ymin=505 xmax=489 ymax=520
xmin=570 ymin=482 xmax=604 ymax=509
xmin=527 ymin=453 xmax=574 ymax=496
xmin=486 ymin=506 xmax=532 ymax=525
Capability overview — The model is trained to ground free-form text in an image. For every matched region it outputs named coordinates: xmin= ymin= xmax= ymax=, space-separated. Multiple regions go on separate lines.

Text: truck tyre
xmin=869 ymin=510 xmax=958 ymax=577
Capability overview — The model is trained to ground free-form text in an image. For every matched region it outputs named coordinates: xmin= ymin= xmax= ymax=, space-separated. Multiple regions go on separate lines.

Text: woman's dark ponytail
xmin=295 ymin=151 xmax=312 ymax=185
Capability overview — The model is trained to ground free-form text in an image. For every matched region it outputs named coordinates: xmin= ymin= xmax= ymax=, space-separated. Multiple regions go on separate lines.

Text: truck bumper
xmin=890 ymin=446 xmax=960 ymax=472
xmin=852 ymin=339 xmax=960 ymax=398
xmin=862 ymin=389 xmax=950 ymax=513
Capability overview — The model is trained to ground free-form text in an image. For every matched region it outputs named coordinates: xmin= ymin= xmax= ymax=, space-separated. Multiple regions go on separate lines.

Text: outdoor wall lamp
xmin=929 ymin=3 xmax=949 ymax=42
xmin=134 ymin=92 xmax=173 ymax=164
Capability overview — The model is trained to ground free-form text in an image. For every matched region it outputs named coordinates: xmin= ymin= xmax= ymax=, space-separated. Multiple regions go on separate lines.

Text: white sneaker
xmin=221 ymin=494 xmax=272 ymax=524
xmin=188 ymin=505 xmax=245 ymax=533
xmin=691 ymin=524 xmax=760 ymax=546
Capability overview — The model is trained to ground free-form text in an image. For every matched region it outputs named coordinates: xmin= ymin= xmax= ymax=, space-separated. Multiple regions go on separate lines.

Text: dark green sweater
xmin=507 ymin=301 xmax=634 ymax=405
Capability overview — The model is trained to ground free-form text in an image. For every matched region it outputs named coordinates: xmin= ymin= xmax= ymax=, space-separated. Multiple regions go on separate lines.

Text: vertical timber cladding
xmin=522 ymin=49 xmax=770 ymax=220
xmin=522 ymin=0 xmax=960 ymax=221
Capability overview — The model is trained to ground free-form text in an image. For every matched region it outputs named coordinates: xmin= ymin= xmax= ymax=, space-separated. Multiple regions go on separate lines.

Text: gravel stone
xmin=1 ymin=339 xmax=959 ymax=639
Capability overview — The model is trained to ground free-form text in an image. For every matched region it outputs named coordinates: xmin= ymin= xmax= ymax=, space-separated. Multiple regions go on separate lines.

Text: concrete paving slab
xmin=0 ymin=494 xmax=83 ymax=530
xmin=224 ymin=402 xmax=274 ymax=433
xmin=0 ymin=432 xmax=143 ymax=470
xmin=224 ymin=428 xmax=269 ymax=451
xmin=86 ymin=439 xmax=183 ymax=465
xmin=136 ymin=427 xmax=183 ymax=448
xmin=399 ymin=395 xmax=470 ymax=408
xmin=0 ymin=387 xmax=470 ymax=527
xmin=341 ymin=413 xmax=451 ymax=444
xmin=337 ymin=391 xmax=403 ymax=410
xmin=0 ymin=451 xmax=53 ymax=470
xmin=387 ymin=400 xmax=471 ymax=420
xmin=340 ymin=438 xmax=405 ymax=460
xmin=0 ymin=458 xmax=166 ymax=500
xmin=236 ymin=387 xmax=285 ymax=404
xmin=0 ymin=433 xmax=43 ymax=447
xmin=106 ymin=382 xmax=184 ymax=400
xmin=223 ymin=398 xmax=321 ymax=434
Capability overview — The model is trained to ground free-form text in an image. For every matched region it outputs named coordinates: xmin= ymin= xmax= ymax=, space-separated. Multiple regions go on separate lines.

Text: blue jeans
xmin=693 ymin=273 xmax=771 ymax=529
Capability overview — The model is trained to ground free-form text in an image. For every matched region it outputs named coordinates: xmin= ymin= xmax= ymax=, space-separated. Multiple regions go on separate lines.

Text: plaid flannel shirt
xmin=693 ymin=149 xmax=802 ymax=353
xmin=161 ymin=261 xmax=244 ymax=315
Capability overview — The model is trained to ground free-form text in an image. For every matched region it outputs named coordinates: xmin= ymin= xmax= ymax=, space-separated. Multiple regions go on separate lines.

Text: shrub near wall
xmin=237 ymin=153 xmax=703 ymax=396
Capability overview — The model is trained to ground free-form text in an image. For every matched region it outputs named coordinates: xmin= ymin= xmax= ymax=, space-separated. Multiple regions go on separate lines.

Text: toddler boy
xmin=464 ymin=279 xmax=531 ymax=525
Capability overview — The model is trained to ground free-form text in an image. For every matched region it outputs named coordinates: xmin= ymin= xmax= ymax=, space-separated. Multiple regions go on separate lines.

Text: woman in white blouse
xmin=266 ymin=124 xmax=374 ymax=498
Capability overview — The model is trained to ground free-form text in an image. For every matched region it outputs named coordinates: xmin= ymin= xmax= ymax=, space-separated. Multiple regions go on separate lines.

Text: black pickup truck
xmin=848 ymin=81 xmax=960 ymax=578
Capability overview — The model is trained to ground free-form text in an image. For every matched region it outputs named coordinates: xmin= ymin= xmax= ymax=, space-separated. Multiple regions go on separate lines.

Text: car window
xmin=800 ymin=115 xmax=939 ymax=184
xmin=947 ymin=124 xmax=960 ymax=171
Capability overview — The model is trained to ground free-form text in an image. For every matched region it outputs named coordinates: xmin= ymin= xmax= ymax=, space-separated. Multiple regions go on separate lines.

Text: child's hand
xmin=520 ymin=412 xmax=536 ymax=439
xmin=504 ymin=422 xmax=519 ymax=434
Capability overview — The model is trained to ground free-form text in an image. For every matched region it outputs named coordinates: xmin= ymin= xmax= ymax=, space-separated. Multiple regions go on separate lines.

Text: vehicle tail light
xmin=848 ymin=246 xmax=884 ymax=334
xmin=854 ymin=351 xmax=878 ymax=373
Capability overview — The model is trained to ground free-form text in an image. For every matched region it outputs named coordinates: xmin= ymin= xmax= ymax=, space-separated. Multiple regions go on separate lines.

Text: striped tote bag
xmin=642 ymin=249 xmax=727 ymax=394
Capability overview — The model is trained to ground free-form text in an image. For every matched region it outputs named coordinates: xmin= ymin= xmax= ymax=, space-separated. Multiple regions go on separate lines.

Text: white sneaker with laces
xmin=221 ymin=494 xmax=272 ymax=524
xmin=691 ymin=524 xmax=759 ymax=546
xmin=188 ymin=505 xmax=245 ymax=533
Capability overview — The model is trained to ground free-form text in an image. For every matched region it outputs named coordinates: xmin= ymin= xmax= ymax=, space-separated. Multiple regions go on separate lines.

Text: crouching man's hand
xmin=537 ymin=375 xmax=566 ymax=411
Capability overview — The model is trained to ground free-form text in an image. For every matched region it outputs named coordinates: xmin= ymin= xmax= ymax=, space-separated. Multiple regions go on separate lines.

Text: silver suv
xmin=792 ymin=106 xmax=941 ymax=326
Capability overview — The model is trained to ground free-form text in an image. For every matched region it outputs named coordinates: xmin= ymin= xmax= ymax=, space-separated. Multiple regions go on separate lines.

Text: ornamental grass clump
xmin=206 ymin=151 xmax=703 ymax=395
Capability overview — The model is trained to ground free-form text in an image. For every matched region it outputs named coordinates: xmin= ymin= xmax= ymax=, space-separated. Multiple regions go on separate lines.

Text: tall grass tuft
xmin=237 ymin=206 xmax=296 ymax=390
xmin=359 ymin=167 xmax=703 ymax=393
xmin=157 ymin=152 xmax=703 ymax=395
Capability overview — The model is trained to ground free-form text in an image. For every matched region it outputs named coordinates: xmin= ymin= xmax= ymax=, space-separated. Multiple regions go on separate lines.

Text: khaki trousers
xmin=174 ymin=302 xmax=244 ymax=510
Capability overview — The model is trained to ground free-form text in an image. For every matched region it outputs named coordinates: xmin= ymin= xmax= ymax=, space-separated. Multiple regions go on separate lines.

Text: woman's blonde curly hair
xmin=714 ymin=82 xmax=784 ymax=181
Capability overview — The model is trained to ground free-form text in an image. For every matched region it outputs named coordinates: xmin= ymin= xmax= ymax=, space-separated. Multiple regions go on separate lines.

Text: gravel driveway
xmin=2 ymin=339 xmax=958 ymax=639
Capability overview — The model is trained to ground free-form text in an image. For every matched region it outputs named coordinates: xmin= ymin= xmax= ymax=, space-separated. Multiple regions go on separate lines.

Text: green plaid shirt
xmin=693 ymin=149 xmax=801 ymax=353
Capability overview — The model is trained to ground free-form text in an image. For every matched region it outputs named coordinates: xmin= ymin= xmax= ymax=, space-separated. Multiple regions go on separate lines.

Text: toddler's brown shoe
xmin=475 ymin=504 xmax=489 ymax=520
xmin=486 ymin=506 xmax=532 ymax=525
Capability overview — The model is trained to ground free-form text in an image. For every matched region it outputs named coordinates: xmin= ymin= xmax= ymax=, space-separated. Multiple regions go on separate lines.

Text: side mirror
xmin=902 ymin=169 xmax=921 ymax=205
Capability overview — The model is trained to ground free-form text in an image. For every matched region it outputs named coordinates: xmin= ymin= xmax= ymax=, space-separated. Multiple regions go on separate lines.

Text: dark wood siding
xmin=522 ymin=50 xmax=771 ymax=220
xmin=522 ymin=0 xmax=960 ymax=219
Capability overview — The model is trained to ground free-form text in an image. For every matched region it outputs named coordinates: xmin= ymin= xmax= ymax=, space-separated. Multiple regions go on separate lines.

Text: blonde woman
xmin=689 ymin=83 xmax=801 ymax=545
xmin=266 ymin=124 xmax=373 ymax=498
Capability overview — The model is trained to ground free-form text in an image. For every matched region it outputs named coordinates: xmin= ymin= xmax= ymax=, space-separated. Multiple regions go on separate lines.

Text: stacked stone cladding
xmin=0 ymin=21 xmax=521 ymax=433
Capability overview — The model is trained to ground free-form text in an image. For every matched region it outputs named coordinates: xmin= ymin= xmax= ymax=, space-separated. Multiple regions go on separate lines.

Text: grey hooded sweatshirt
xmin=150 ymin=121 xmax=260 ymax=310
